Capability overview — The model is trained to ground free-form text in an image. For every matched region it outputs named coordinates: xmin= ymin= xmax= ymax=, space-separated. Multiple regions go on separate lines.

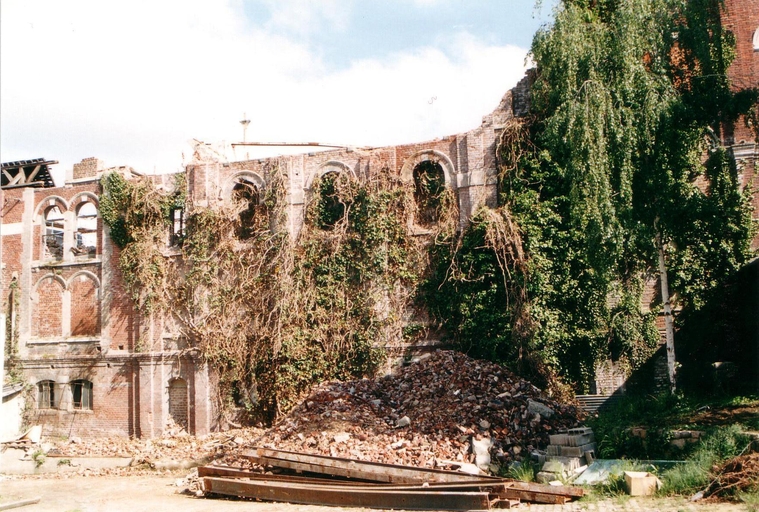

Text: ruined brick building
xmin=2 ymin=0 xmax=757 ymax=438
xmin=0 ymin=71 xmax=531 ymax=438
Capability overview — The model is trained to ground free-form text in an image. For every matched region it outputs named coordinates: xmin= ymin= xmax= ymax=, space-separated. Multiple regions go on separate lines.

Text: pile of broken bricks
xmin=233 ymin=350 xmax=584 ymax=472
xmin=535 ymin=427 xmax=597 ymax=484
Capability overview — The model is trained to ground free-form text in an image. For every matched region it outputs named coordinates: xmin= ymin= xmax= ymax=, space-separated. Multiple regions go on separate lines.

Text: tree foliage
xmin=499 ymin=0 xmax=756 ymax=390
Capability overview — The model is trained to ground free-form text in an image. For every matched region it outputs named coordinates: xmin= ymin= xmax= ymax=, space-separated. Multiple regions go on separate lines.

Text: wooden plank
xmin=197 ymin=466 xmax=512 ymax=492
xmin=203 ymin=477 xmax=493 ymax=510
xmin=0 ymin=498 xmax=41 ymax=511
xmin=499 ymin=488 xmax=569 ymax=505
xmin=509 ymin=480 xmax=585 ymax=498
xmin=246 ymin=447 xmax=499 ymax=484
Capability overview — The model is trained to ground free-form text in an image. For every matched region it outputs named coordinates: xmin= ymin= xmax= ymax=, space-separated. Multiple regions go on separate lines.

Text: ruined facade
xmin=2 ymin=1 xmax=757 ymax=437
xmin=1 ymin=76 xmax=529 ymax=438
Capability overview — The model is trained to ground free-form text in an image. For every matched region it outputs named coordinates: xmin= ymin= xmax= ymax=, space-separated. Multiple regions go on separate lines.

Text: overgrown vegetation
xmin=496 ymin=0 xmax=757 ymax=391
xmin=101 ymin=166 xmax=449 ymax=420
xmin=98 ymin=0 xmax=758 ymax=420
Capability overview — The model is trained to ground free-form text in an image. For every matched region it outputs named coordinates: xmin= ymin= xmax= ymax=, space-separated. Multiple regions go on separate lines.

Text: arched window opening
xmin=232 ymin=180 xmax=260 ymax=239
xmin=168 ymin=378 xmax=188 ymax=430
xmin=71 ymin=379 xmax=93 ymax=410
xmin=74 ymin=202 xmax=97 ymax=257
xmin=753 ymin=27 xmax=759 ymax=51
xmin=412 ymin=161 xmax=446 ymax=227
xmin=37 ymin=380 xmax=56 ymax=409
xmin=43 ymin=206 xmax=64 ymax=259
xmin=312 ymin=172 xmax=347 ymax=230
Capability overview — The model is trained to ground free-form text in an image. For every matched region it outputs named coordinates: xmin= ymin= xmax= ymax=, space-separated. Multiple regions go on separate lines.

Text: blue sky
xmin=0 ymin=1 xmax=555 ymax=182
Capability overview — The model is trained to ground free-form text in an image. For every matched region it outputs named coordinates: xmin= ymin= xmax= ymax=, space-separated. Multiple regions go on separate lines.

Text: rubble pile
xmin=245 ymin=350 xmax=583 ymax=471
xmin=46 ymin=425 xmax=266 ymax=469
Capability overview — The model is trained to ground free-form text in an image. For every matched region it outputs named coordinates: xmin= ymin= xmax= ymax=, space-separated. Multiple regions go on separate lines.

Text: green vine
xmin=496 ymin=0 xmax=757 ymax=391
xmin=100 ymin=165 xmax=449 ymax=421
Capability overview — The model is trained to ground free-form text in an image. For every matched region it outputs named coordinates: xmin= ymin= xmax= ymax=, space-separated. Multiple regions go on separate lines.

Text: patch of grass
xmin=506 ymin=461 xmax=539 ymax=482
xmin=31 ymin=449 xmax=46 ymax=468
xmin=588 ymin=393 xmax=759 ymax=460
xmin=738 ymin=490 xmax=759 ymax=512
xmin=659 ymin=425 xmax=751 ymax=496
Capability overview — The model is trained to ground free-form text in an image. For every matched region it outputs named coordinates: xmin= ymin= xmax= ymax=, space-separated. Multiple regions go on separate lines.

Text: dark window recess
xmin=313 ymin=172 xmax=346 ymax=229
xmin=37 ymin=380 xmax=56 ymax=409
xmin=232 ymin=181 xmax=259 ymax=239
xmin=71 ymin=380 xmax=93 ymax=410
xmin=412 ymin=161 xmax=446 ymax=226
xmin=170 ymin=208 xmax=185 ymax=245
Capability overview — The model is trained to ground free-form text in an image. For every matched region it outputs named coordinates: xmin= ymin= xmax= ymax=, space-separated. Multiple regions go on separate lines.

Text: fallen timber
xmin=199 ymin=447 xmax=584 ymax=509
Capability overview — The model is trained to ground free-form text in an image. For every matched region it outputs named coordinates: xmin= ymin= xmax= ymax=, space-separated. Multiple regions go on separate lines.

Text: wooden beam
xmin=25 ymin=164 xmax=41 ymax=183
xmin=202 ymin=477 xmax=495 ymax=510
xmin=509 ymin=480 xmax=585 ymax=498
xmin=245 ymin=447 xmax=499 ymax=484
xmin=197 ymin=466 xmax=511 ymax=492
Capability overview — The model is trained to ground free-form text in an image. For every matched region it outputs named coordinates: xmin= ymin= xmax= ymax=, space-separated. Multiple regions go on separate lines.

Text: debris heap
xmin=247 ymin=350 xmax=583 ymax=471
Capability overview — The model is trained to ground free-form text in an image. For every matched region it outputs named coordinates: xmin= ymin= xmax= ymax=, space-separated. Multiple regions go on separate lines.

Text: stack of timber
xmin=199 ymin=447 xmax=585 ymax=510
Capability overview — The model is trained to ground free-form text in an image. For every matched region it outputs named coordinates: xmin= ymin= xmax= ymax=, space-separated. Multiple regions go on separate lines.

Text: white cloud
xmin=1 ymin=0 xmax=529 ymax=182
xmin=260 ymin=0 xmax=351 ymax=36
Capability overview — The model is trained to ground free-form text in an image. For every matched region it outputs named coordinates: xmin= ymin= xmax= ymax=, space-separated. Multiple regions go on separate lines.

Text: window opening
xmin=170 ymin=207 xmax=185 ymax=246
xmin=412 ymin=161 xmax=446 ymax=227
xmin=313 ymin=172 xmax=346 ymax=229
xmin=43 ymin=206 xmax=64 ymax=259
xmin=74 ymin=202 xmax=97 ymax=257
xmin=71 ymin=379 xmax=93 ymax=410
xmin=754 ymin=27 xmax=759 ymax=51
xmin=37 ymin=380 xmax=56 ymax=409
xmin=232 ymin=180 xmax=259 ymax=239
xmin=168 ymin=378 xmax=189 ymax=430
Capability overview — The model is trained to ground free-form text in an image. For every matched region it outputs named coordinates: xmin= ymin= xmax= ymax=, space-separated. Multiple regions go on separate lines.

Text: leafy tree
xmin=501 ymin=0 xmax=756 ymax=391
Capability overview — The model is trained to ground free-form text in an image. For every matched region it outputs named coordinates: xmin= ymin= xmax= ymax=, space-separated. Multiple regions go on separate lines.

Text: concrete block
xmin=566 ymin=433 xmax=594 ymax=446
xmin=547 ymin=445 xmax=560 ymax=456
xmin=549 ymin=434 xmax=567 ymax=445
xmin=545 ymin=456 xmax=582 ymax=472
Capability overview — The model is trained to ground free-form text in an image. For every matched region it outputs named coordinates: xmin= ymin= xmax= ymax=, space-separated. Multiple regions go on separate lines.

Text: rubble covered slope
xmin=251 ymin=350 xmax=583 ymax=471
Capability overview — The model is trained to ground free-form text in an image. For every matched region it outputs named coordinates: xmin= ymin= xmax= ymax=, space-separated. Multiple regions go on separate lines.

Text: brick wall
xmin=72 ymin=157 xmax=103 ymax=180
xmin=31 ymin=276 xmax=63 ymax=338
xmin=70 ymin=274 xmax=100 ymax=336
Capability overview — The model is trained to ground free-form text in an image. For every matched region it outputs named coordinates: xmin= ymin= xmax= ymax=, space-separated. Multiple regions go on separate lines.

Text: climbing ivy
xmin=497 ymin=0 xmax=757 ymax=391
xmin=101 ymin=165 xmax=441 ymax=421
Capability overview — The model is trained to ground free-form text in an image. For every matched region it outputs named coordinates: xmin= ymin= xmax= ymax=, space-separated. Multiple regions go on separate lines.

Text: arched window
xmin=37 ymin=380 xmax=57 ymax=409
xmin=74 ymin=202 xmax=97 ymax=257
xmin=71 ymin=380 xmax=93 ymax=410
xmin=412 ymin=161 xmax=446 ymax=227
xmin=753 ymin=27 xmax=759 ymax=51
xmin=312 ymin=172 xmax=347 ymax=229
xmin=232 ymin=179 xmax=260 ymax=239
xmin=43 ymin=206 xmax=64 ymax=259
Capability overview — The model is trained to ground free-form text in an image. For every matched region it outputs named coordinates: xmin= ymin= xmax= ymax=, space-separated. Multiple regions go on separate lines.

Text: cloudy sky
xmin=1 ymin=0 xmax=555 ymax=183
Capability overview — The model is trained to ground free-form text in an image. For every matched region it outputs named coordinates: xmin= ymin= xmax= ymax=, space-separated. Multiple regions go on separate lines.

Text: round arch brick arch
xmin=31 ymin=274 xmax=66 ymax=339
xmin=400 ymin=150 xmax=457 ymax=189
xmin=220 ymin=171 xmax=267 ymax=201
xmin=68 ymin=272 xmax=101 ymax=337
xmin=304 ymin=160 xmax=355 ymax=192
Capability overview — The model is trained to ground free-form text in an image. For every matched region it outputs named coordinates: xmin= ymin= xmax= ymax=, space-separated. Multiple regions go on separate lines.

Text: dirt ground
xmin=0 ymin=474 xmax=752 ymax=512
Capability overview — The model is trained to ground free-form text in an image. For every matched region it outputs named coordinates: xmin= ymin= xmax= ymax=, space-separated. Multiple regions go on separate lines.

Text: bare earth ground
xmin=0 ymin=474 xmax=752 ymax=512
